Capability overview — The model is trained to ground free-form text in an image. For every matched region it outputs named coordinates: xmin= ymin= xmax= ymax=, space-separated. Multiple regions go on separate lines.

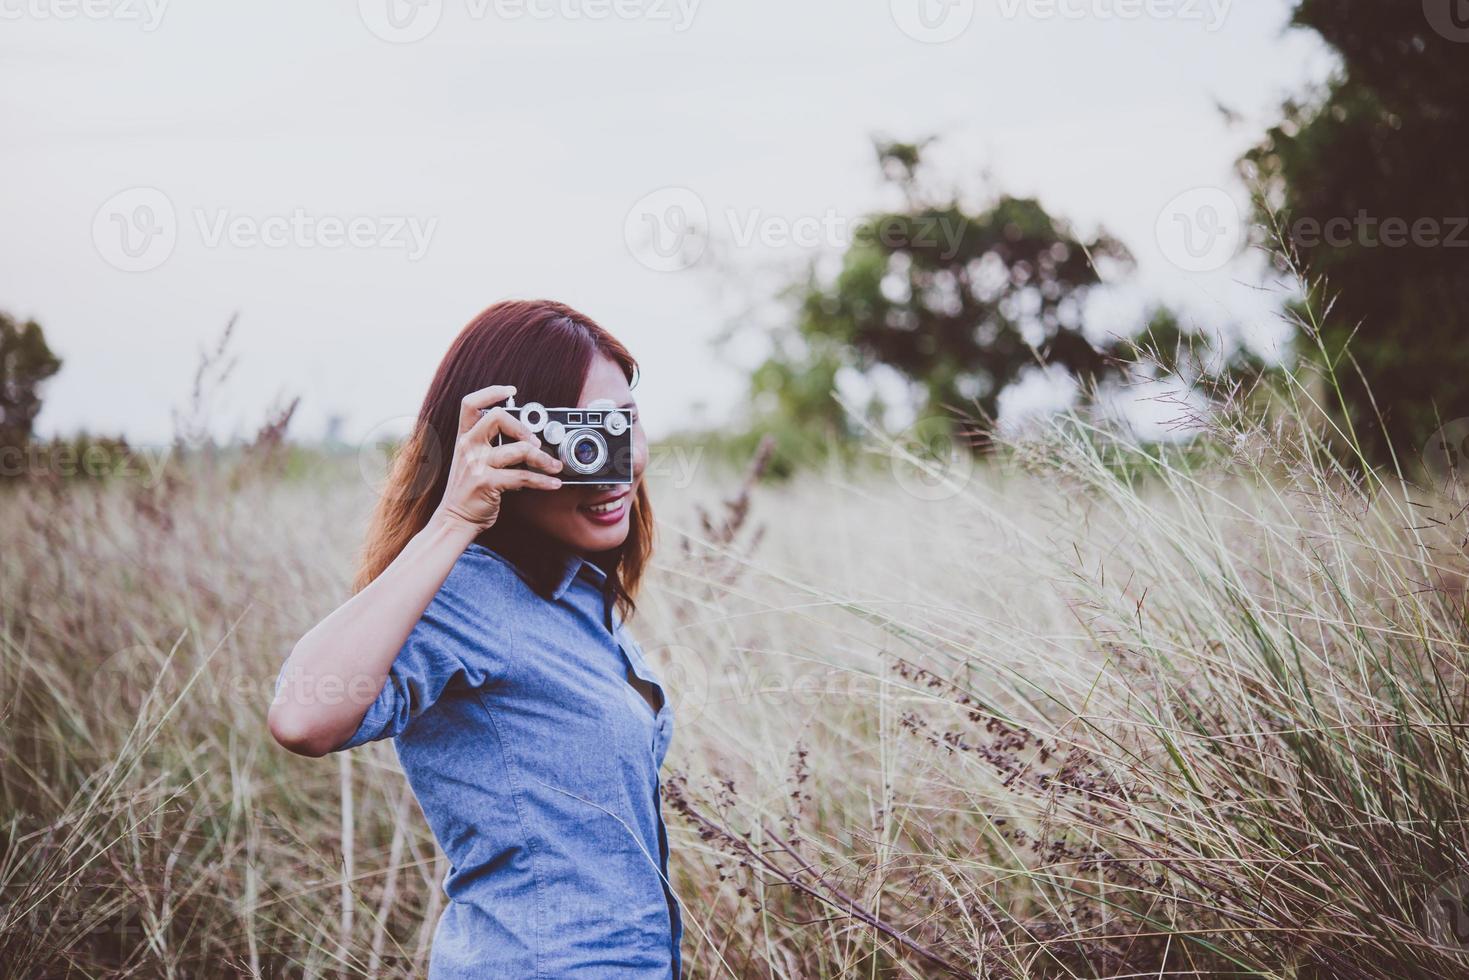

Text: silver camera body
xmin=491 ymin=397 xmax=634 ymax=486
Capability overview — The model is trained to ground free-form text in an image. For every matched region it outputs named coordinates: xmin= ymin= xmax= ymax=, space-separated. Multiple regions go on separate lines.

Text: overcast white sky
xmin=1 ymin=0 xmax=1332 ymax=444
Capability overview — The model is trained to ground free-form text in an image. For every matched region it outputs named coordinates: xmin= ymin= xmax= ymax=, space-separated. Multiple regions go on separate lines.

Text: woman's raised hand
xmin=433 ymin=385 xmax=564 ymax=532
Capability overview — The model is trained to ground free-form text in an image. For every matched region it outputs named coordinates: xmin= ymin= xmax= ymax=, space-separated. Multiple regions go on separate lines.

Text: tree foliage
xmin=741 ymin=141 xmax=1136 ymax=466
xmin=1244 ymin=0 xmax=1469 ymax=466
xmin=0 ymin=311 xmax=62 ymax=453
xmin=734 ymin=141 xmax=1278 ymax=473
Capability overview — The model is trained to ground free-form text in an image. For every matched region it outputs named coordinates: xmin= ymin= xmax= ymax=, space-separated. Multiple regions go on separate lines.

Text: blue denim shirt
xmin=333 ymin=543 xmax=682 ymax=978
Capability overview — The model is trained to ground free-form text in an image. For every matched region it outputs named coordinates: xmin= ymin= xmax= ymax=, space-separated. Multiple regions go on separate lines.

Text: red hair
xmin=356 ymin=300 xmax=654 ymax=617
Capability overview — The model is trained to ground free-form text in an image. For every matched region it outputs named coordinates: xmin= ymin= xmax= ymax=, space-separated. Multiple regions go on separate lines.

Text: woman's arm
xmin=268 ymin=512 xmax=477 ymax=756
xmin=268 ymin=385 xmax=563 ymax=757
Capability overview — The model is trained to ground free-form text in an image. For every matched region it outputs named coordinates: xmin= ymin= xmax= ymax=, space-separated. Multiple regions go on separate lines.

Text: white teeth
xmin=585 ymin=499 xmax=623 ymax=515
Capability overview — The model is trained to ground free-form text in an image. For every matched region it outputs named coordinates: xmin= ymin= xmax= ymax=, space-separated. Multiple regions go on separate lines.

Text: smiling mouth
xmin=580 ymin=490 xmax=630 ymax=522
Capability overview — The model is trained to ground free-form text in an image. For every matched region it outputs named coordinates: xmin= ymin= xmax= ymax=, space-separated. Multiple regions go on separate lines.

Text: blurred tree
xmin=0 ymin=311 xmax=62 ymax=454
xmin=803 ymin=142 xmax=1131 ymax=430
xmin=725 ymin=141 xmax=1276 ymax=475
xmin=1122 ymin=307 xmax=1270 ymax=390
xmin=734 ymin=140 xmax=1136 ymax=468
xmin=743 ymin=323 xmax=850 ymax=474
xmin=1243 ymin=0 xmax=1469 ymax=466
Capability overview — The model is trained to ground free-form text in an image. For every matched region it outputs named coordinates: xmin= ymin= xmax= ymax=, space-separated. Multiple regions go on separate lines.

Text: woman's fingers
xmin=459 ymin=439 xmax=563 ymax=492
xmin=461 ymin=404 xmax=538 ymax=448
xmin=491 ymin=467 xmax=564 ymax=492
xmin=457 ymin=385 xmax=518 ymax=434
xmin=487 ymin=440 xmax=563 ymax=474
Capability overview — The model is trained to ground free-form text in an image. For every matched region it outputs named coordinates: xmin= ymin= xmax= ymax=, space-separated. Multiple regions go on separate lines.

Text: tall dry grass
xmin=3 ymin=362 xmax=1469 ymax=978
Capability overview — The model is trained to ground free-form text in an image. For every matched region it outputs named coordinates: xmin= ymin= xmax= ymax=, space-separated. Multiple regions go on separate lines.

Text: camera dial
xmin=519 ymin=402 xmax=548 ymax=433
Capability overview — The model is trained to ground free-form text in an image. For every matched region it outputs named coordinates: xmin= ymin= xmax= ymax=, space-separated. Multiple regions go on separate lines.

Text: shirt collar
xmin=551 ymin=552 xmax=608 ymax=601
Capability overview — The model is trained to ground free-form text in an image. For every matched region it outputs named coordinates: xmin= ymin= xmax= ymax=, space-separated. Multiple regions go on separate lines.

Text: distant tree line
xmin=0 ymin=311 xmax=138 ymax=481
xmin=9 ymin=0 xmax=1465 ymax=479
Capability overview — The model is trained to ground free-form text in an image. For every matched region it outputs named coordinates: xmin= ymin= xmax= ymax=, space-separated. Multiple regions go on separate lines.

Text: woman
xmin=268 ymin=300 xmax=682 ymax=978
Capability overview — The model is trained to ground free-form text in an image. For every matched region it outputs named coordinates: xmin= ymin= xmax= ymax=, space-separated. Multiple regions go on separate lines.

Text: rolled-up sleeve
xmin=332 ymin=555 xmax=511 ymax=750
xmin=335 ymin=626 xmax=451 ymax=749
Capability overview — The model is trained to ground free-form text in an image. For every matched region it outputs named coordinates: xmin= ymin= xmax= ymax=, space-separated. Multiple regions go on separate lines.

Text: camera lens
xmin=560 ymin=429 xmax=608 ymax=475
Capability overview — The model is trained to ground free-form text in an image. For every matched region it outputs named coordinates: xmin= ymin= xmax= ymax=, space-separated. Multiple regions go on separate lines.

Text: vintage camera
xmin=490 ymin=397 xmax=634 ymax=485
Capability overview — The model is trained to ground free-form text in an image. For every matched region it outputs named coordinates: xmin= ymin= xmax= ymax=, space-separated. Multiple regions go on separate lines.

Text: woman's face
xmin=507 ymin=353 xmax=647 ymax=554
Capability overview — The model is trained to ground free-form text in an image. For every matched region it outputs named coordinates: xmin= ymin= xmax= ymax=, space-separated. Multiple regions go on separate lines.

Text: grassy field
xmin=3 ymin=387 xmax=1469 ymax=978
